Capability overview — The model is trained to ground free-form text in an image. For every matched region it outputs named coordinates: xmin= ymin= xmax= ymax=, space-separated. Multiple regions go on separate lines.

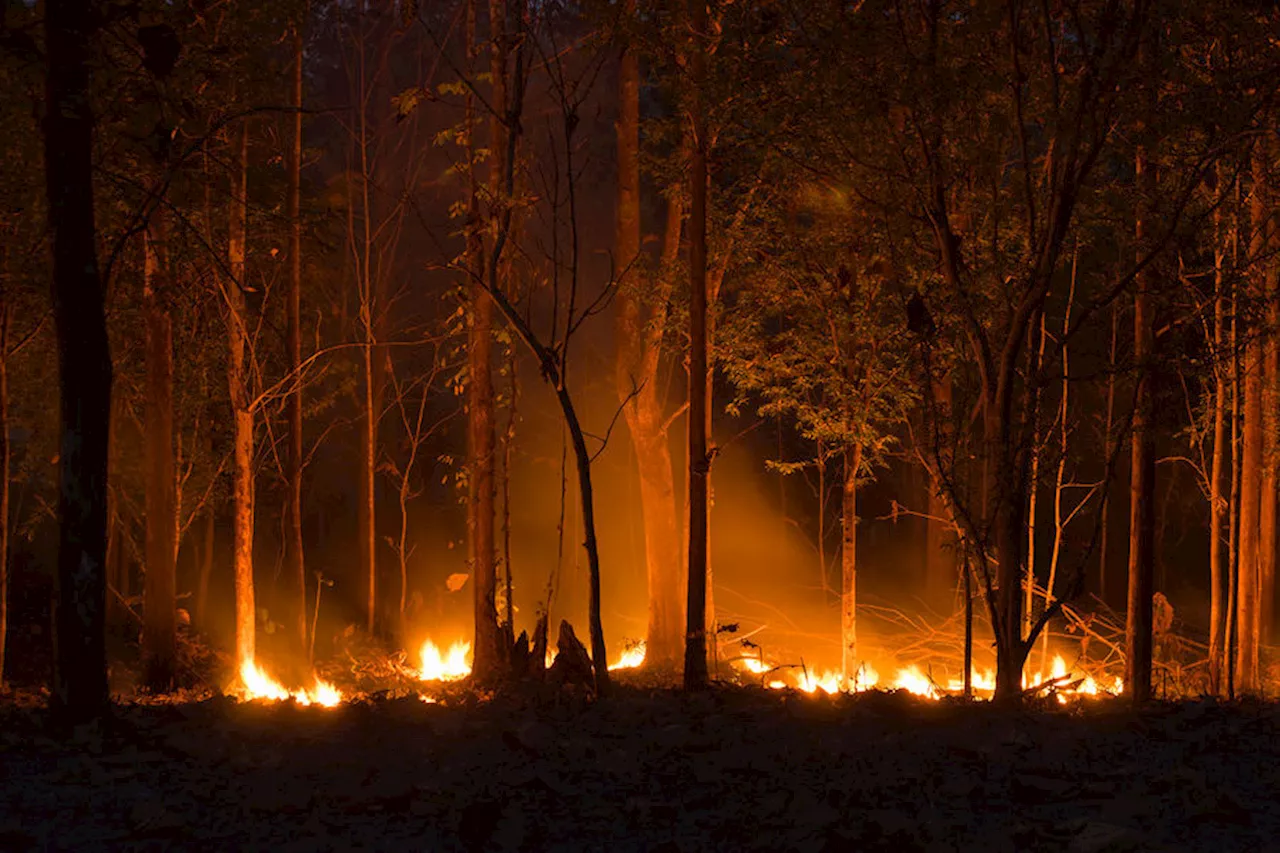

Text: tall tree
xmin=465 ymin=0 xmax=501 ymax=680
xmin=45 ymin=0 xmax=111 ymax=720
xmin=1237 ymin=137 xmax=1270 ymax=691
xmin=284 ymin=19 xmax=307 ymax=655
xmin=142 ymin=216 xmax=176 ymax=690
xmin=683 ymin=0 xmax=710 ymax=691
xmin=614 ymin=0 xmax=684 ymax=671
xmin=227 ymin=122 xmax=256 ymax=671
xmin=1125 ymin=132 xmax=1156 ymax=705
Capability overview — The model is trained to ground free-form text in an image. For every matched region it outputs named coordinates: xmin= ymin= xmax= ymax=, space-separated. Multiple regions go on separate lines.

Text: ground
xmin=1 ymin=687 xmax=1277 ymax=852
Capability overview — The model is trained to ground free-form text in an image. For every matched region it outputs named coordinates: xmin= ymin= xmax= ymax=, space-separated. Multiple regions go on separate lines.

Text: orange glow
xmin=418 ymin=640 xmax=472 ymax=681
xmin=237 ymin=659 xmax=343 ymax=707
xmin=609 ymin=642 xmax=647 ymax=671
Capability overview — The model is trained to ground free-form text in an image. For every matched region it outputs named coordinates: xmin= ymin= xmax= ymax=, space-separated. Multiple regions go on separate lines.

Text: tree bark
xmin=227 ymin=123 xmax=256 ymax=670
xmin=683 ymin=0 xmax=710 ymax=691
xmin=1259 ymin=132 xmax=1278 ymax=649
xmin=142 ymin=218 xmax=176 ymax=691
xmin=1125 ymin=141 xmax=1156 ymax=705
xmin=1209 ymin=187 xmax=1227 ymax=694
xmin=285 ymin=21 xmax=307 ymax=654
xmin=0 ymin=303 xmax=8 ymax=688
xmin=840 ymin=445 xmax=860 ymax=684
xmin=1237 ymin=140 xmax=1269 ymax=692
xmin=614 ymin=4 xmax=684 ymax=670
xmin=45 ymin=0 xmax=112 ymax=721
xmin=924 ymin=382 xmax=954 ymax=609
xmin=466 ymin=0 xmax=500 ymax=679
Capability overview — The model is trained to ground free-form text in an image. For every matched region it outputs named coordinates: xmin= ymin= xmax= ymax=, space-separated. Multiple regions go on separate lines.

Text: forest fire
xmin=236 ymin=660 xmax=343 ymax=707
xmin=417 ymin=640 xmax=472 ymax=682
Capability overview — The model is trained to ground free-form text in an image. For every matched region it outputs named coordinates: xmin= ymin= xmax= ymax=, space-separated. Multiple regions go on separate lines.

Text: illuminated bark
xmin=840 ymin=446 xmax=860 ymax=684
xmin=1237 ymin=140 xmax=1270 ymax=692
xmin=684 ymin=0 xmax=710 ymax=691
xmin=924 ymin=382 xmax=954 ymax=609
xmin=45 ymin=0 xmax=111 ymax=720
xmin=615 ymin=2 xmax=684 ymax=670
xmin=1260 ymin=133 xmax=1278 ymax=650
xmin=466 ymin=0 xmax=500 ymax=679
xmin=1209 ymin=185 xmax=1227 ymax=694
xmin=227 ymin=123 xmax=256 ymax=670
xmin=0 ymin=285 xmax=8 ymax=687
xmin=142 ymin=217 xmax=176 ymax=690
xmin=285 ymin=22 xmax=307 ymax=654
xmin=1125 ymin=145 xmax=1155 ymax=704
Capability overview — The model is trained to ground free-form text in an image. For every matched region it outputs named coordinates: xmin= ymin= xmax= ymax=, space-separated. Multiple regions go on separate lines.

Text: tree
xmin=284 ymin=18 xmax=307 ymax=656
xmin=683 ymin=0 xmax=710 ymax=691
xmin=44 ymin=0 xmax=112 ymax=721
xmin=613 ymin=0 xmax=685 ymax=672
xmin=227 ymin=122 xmax=256 ymax=671
xmin=142 ymin=214 xmax=176 ymax=691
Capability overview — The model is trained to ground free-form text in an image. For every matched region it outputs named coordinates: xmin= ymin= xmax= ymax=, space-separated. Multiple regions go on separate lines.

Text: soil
xmin=1 ymin=686 xmax=1277 ymax=852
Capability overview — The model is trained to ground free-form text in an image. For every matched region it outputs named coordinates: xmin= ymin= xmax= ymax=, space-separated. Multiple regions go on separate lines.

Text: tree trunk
xmin=924 ymin=382 xmax=954 ymax=610
xmin=1209 ymin=188 xmax=1227 ymax=694
xmin=0 ymin=303 xmax=8 ymax=688
xmin=614 ymin=6 xmax=684 ymax=670
xmin=840 ymin=445 xmax=860 ymax=684
xmin=1099 ymin=302 xmax=1120 ymax=606
xmin=1126 ymin=141 xmax=1156 ymax=705
xmin=466 ymin=0 xmax=500 ymax=679
xmin=1259 ymin=133 xmax=1278 ymax=649
xmin=285 ymin=22 xmax=307 ymax=655
xmin=1237 ymin=140 xmax=1269 ymax=693
xmin=355 ymin=33 xmax=378 ymax=638
xmin=142 ymin=218 xmax=176 ymax=691
xmin=683 ymin=0 xmax=710 ymax=691
xmin=227 ymin=123 xmax=256 ymax=670
xmin=45 ymin=0 xmax=112 ymax=721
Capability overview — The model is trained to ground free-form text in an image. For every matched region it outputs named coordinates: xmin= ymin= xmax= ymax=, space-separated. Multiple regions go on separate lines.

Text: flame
xmin=609 ymin=642 xmax=646 ymax=671
xmin=418 ymin=640 xmax=472 ymax=681
xmin=404 ymin=634 xmax=1120 ymax=703
xmin=237 ymin=659 xmax=343 ymax=706
xmin=893 ymin=666 xmax=938 ymax=697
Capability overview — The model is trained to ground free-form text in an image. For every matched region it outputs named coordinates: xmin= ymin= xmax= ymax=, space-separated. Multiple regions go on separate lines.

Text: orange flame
xmin=238 ymin=659 xmax=343 ymax=707
xmin=418 ymin=640 xmax=472 ymax=681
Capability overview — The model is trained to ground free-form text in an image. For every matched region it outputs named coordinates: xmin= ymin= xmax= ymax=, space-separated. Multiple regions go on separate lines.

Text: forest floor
xmin=1 ymin=685 xmax=1278 ymax=853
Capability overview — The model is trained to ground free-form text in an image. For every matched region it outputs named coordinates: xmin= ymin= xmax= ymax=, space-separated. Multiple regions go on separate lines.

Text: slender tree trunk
xmin=1260 ymin=133 xmax=1278 ymax=650
xmin=1024 ymin=316 xmax=1046 ymax=640
xmin=355 ymin=31 xmax=378 ymax=637
xmin=1040 ymin=250 xmax=1076 ymax=672
xmin=45 ymin=0 xmax=111 ymax=721
xmin=1209 ymin=188 xmax=1227 ymax=694
xmin=1228 ymin=234 xmax=1242 ymax=698
xmin=0 ymin=303 xmax=8 ymax=688
xmin=466 ymin=0 xmax=500 ymax=679
xmin=1237 ymin=141 xmax=1269 ymax=692
xmin=1099 ymin=303 xmax=1119 ymax=606
xmin=683 ymin=0 xmax=710 ymax=691
xmin=502 ymin=350 xmax=516 ymax=643
xmin=925 ymin=381 xmax=954 ymax=609
xmin=1126 ymin=141 xmax=1156 ymax=705
xmin=228 ymin=123 xmax=256 ymax=670
xmin=285 ymin=21 xmax=307 ymax=654
xmin=142 ymin=217 xmax=176 ymax=691
xmin=840 ymin=445 xmax=860 ymax=684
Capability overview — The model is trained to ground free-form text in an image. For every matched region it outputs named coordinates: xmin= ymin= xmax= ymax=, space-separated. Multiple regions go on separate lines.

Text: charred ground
xmin=2 ymin=686 xmax=1277 ymax=852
